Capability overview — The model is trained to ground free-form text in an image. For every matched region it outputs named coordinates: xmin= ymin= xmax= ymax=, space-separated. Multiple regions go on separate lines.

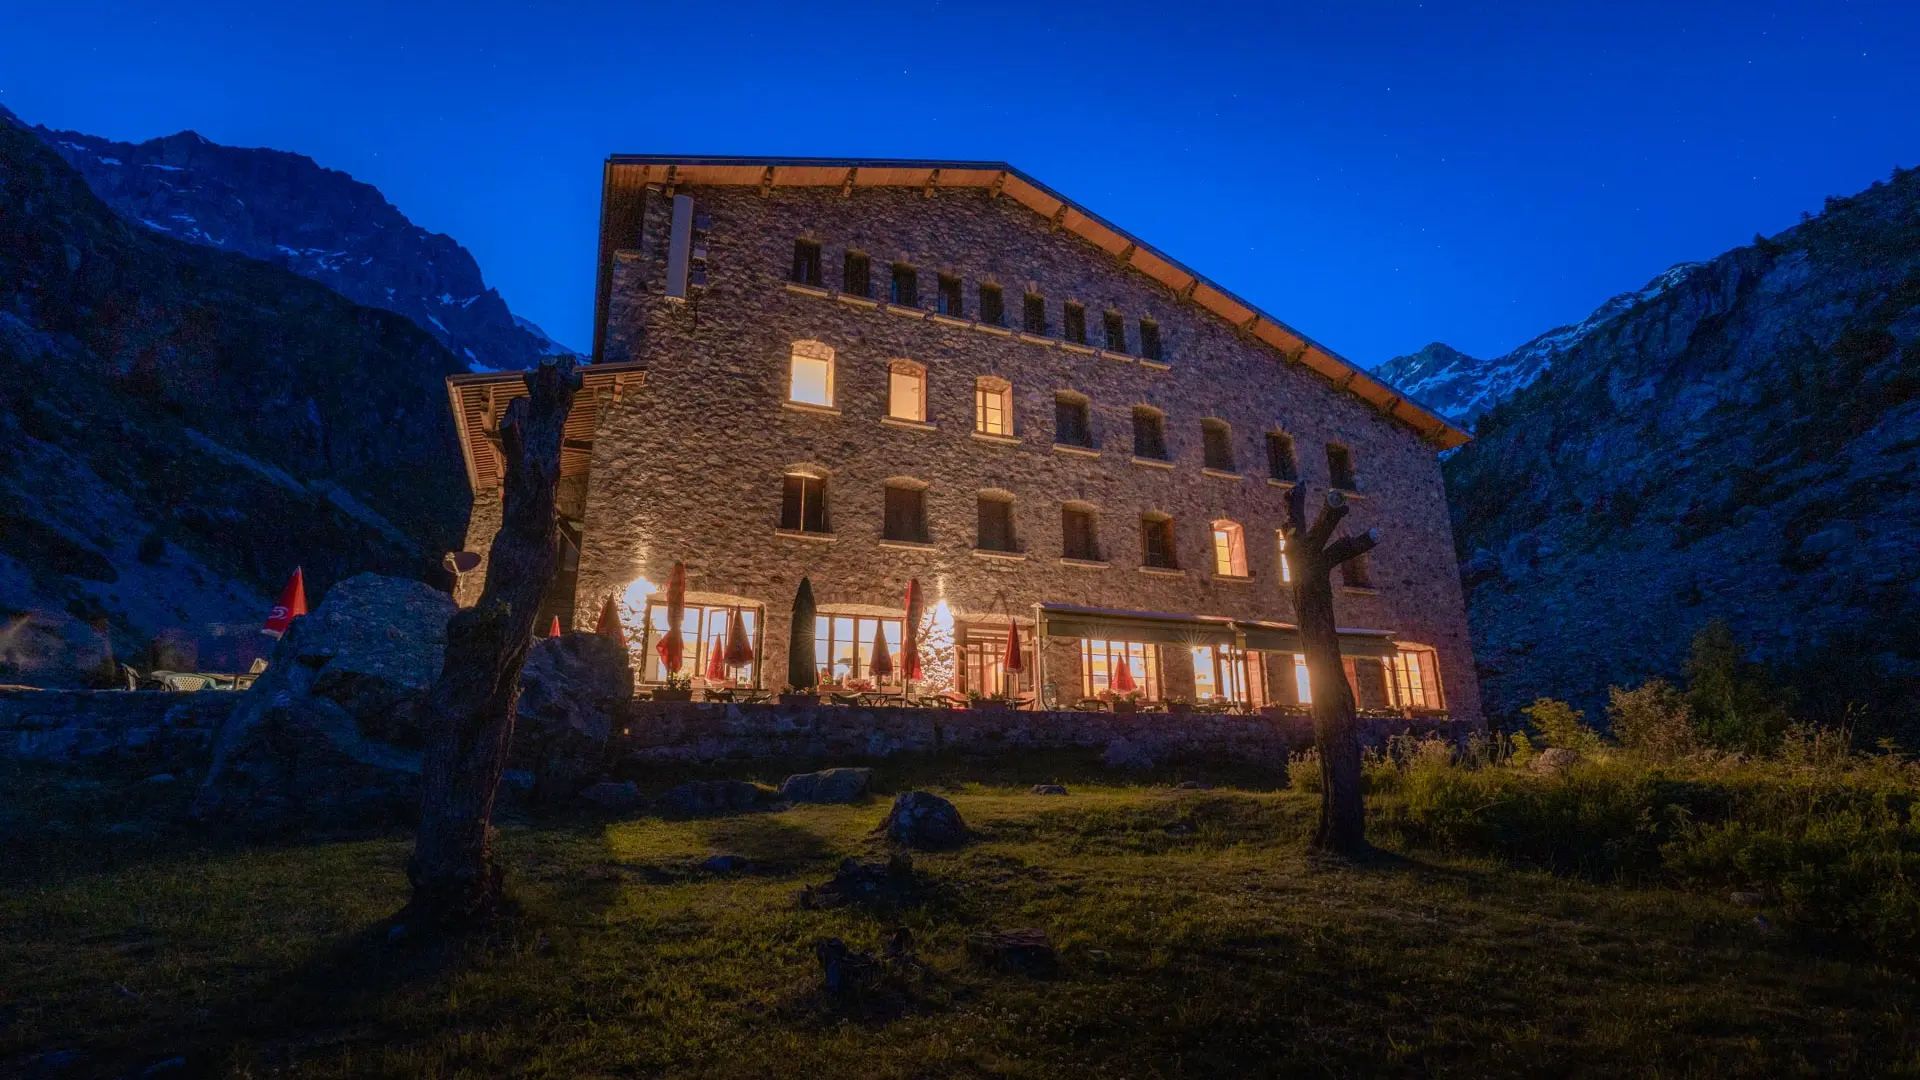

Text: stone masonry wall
xmin=561 ymin=182 xmax=1478 ymax=720
xmin=621 ymin=700 xmax=1470 ymax=767
xmin=1 ymin=689 xmax=236 ymax=763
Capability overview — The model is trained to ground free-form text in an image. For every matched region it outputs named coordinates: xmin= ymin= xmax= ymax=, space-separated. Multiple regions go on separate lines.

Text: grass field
xmin=3 ymin=755 xmax=1917 ymax=1078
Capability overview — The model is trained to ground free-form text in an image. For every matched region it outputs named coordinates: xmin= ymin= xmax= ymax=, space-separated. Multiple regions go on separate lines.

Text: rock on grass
xmin=878 ymin=791 xmax=968 ymax=849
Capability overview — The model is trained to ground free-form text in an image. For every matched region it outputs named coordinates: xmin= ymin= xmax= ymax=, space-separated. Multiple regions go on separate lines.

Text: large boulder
xmin=290 ymin=573 xmax=456 ymax=746
xmin=512 ymin=632 xmax=633 ymax=803
xmin=878 ymin=791 xmax=969 ymax=850
xmin=778 ymin=767 xmax=873 ymax=804
xmin=191 ymin=574 xmax=452 ymax=826
xmin=658 ymin=779 xmax=773 ymax=816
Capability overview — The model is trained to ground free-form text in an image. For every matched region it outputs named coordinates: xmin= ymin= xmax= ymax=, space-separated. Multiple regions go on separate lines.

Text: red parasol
xmin=262 ymin=567 xmax=308 ymax=639
xmin=902 ymin=579 xmax=924 ymax=682
xmin=723 ymin=607 xmax=755 ymax=667
xmin=656 ymin=562 xmax=686 ymax=673
xmin=705 ymin=634 xmax=726 ymax=681
xmin=868 ymin=619 xmax=894 ymax=680
xmin=1004 ymin=619 xmax=1024 ymax=673
xmin=1111 ymin=652 xmax=1137 ymax=694
xmin=547 ymin=616 xmax=563 ymax=638
xmin=595 ymin=595 xmax=625 ymax=647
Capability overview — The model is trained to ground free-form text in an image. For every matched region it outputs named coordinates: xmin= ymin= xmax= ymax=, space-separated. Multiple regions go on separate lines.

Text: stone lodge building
xmin=447 ymin=157 xmax=1480 ymax=720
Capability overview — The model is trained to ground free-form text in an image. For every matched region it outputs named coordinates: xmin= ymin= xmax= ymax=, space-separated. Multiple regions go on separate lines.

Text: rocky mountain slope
xmin=0 ymin=112 xmax=471 ymax=686
xmin=1445 ymin=169 xmax=1920 ymax=730
xmin=27 ymin=114 xmax=574 ymax=373
xmin=1378 ymin=263 xmax=1701 ymax=426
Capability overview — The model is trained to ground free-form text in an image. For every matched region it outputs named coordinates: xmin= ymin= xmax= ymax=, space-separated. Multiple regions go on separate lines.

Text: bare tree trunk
xmin=406 ymin=356 xmax=580 ymax=927
xmin=1282 ymin=485 xmax=1380 ymax=857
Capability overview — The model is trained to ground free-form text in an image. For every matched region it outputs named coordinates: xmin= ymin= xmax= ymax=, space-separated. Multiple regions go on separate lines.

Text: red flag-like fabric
xmin=723 ymin=608 xmax=754 ymax=666
xmin=705 ymin=634 xmax=726 ymax=681
xmin=902 ymin=579 xmax=924 ymax=682
xmin=656 ymin=562 xmax=686 ymax=673
xmin=595 ymin=595 xmax=625 ymax=647
xmin=548 ymin=616 xmax=563 ymax=638
xmin=1004 ymin=619 xmax=1024 ymax=673
xmin=869 ymin=619 xmax=894 ymax=680
xmin=262 ymin=567 xmax=308 ymax=639
xmin=1111 ymin=653 xmax=1137 ymax=694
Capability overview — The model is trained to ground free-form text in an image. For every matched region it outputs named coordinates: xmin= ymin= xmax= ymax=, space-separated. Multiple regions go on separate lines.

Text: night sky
xmin=4 ymin=0 xmax=1915 ymax=367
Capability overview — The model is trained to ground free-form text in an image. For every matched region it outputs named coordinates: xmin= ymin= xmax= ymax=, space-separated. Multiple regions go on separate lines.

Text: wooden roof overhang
xmin=445 ymin=362 xmax=646 ymax=494
xmin=595 ymin=155 xmax=1471 ymax=451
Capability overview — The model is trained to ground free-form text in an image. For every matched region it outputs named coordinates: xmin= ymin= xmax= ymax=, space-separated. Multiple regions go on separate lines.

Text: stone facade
xmin=463 ymin=167 xmax=1480 ymax=722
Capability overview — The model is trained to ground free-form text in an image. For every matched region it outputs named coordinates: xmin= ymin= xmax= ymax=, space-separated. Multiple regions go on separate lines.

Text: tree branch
xmin=1306 ymin=490 xmax=1349 ymax=551
xmin=1324 ymin=528 xmax=1380 ymax=568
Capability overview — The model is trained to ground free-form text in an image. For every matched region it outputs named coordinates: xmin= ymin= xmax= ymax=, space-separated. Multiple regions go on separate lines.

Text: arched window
xmin=888 ymin=359 xmax=926 ymax=422
xmin=1132 ymin=405 xmax=1167 ymax=460
xmin=1201 ymin=418 xmax=1235 ymax=472
xmin=788 ymin=340 xmax=835 ymax=407
xmin=975 ymin=376 xmax=1013 ymax=436
xmin=1211 ymin=520 xmax=1247 ymax=577
xmin=1054 ymin=390 xmax=1092 ymax=448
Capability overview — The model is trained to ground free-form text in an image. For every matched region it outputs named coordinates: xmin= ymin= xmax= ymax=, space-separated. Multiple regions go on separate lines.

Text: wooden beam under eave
xmin=1048 ymin=204 xmax=1069 ymax=233
xmin=988 ymin=170 xmax=1008 ymax=199
xmin=841 ymin=167 xmax=858 ymax=197
xmin=923 ymin=168 xmax=941 ymax=198
xmin=1115 ymin=241 xmax=1136 ymax=267
xmin=758 ymin=165 xmax=775 ymax=197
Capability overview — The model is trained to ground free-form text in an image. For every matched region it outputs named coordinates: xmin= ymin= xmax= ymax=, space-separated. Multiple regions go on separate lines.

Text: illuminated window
xmin=1132 ymin=406 xmax=1167 ymax=459
xmin=887 ymin=360 xmax=925 ymax=422
xmin=1201 ymin=418 xmax=1235 ymax=472
xmin=1388 ymin=646 xmax=1445 ymax=710
xmin=1139 ymin=318 xmax=1163 ymax=362
xmin=979 ymin=283 xmax=1005 ymax=326
xmin=1103 ymin=310 xmax=1127 ymax=352
xmin=1190 ymin=644 xmax=1248 ymax=703
xmin=937 ymin=273 xmax=963 ymax=316
xmin=1142 ymin=512 xmax=1178 ymax=569
xmin=1211 ymin=520 xmax=1247 ymax=577
xmin=1023 ymin=292 xmax=1048 ymax=334
xmin=963 ymin=629 xmax=1029 ymax=696
xmin=780 ymin=473 xmax=828 ymax=533
xmin=1327 ymin=442 xmax=1357 ymax=490
xmin=1063 ymin=301 xmax=1087 ymax=345
xmin=975 ymin=376 xmax=1013 ymax=436
xmin=1080 ymin=639 xmax=1161 ymax=700
xmin=1342 ymin=551 xmax=1373 ymax=589
xmin=883 ymin=481 xmax=928 ymax=543
xmin=813 ymin=615 xmax=904 ymax=685
xmin=1054 ymin=392 xmax=1092 ymax=448
xmin=1267 ymin=431 xmax=1298 ymax=482
xmin=790 ymin=239 xmax=822 ymax=286
xmin=843 ymin=250 xmax=871 ymax=297
xmin=1062 ymin=503 xmax=1100 ymax=561
xmin=1293 ymin=653 xmax=1312 ymax=704
xmin=788 ymin=339 xmax=834 ymax=407
xmin=890 ymin=262 xmax=918 ymax=306
xmin=645 ymin=603 xmax=758 ymax=685
xmin=1275 ymin=530 xmax=1292 ymax=583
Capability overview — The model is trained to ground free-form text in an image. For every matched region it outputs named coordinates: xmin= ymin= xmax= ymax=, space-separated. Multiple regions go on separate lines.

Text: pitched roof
xmin=592 ymin=155 xmax=1470 ymax=450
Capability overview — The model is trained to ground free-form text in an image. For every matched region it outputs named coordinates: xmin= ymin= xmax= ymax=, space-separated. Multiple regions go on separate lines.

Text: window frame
xmin=882 ymin=481 xmax=930 ymax=544
xmin=787 ymin=339 xmax=835 ymax=407
xmin=779 ymin=472 xmax=829 ymax=534
xmin=1132 ymin=406 xmax=1168 ymax=460
xmin=975 ymin=376 xmax=1014 ymax=437
xmin=842 ymin=250 xmax=871 ymax=298
xmin=979 ymin=282 xmax=1005 ymax=326
xmin=1211 ymin=519 xmax=1248 ymax=577
xmin=1139 ymin=318 xmax=1163 ymax=362
xmin=890 ymin=262 xmax=918 ymax=307
xmin=1142 ymin=513 xmax=1178 ymax=570
xmin=1201 ymin=418 xmax=1235 ymax=472
xmin=1062 ymin=301 xmax=1087 ymax=345
xmin=1054 ymin=392 xmax=1093 ymax=448
xmin=1341 ymin=550 xmax=1373 ymax=589
xmin=814 ymin=614 xmax=906 ymax=686
xmin=1103 ymin=310 xmax=1127 ymax=352
xmin=643 ymin=602 xmax=761 ymax=685
xmin=1267 ymin=431 xmax=1299 ymax=482
xmin=1327 ymin=442 xmax=1358 ymax=491
xmin=887 ymin=359 xmax=926 ymax=422
xmin=936 ymin=273 xmax=963 ymax=317
xmin=791 ymin=239 xmax=822 ymax=286
xmin=1062 ymin=503 xmax=1100 ymax=561
xmin=1080 ymin=639 xmax=1162 ymax=701
xmin=975 ymin=491 xmax=1017 ymax=552
xmin=1022 ymin=292 xmax=1048 ymax=334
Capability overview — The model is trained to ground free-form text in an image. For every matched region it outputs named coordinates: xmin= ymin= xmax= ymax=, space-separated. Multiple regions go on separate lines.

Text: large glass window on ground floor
xmin=960 ymin=627 xmax=1033 ymax=697
xmin=1189 ymin=644 xmax=1250 ymax=704
xmin=1387 ymin=646 xmax=1445 ymax=710
xmin=814 ymin=615 xmax=903 ymax=687
xmin=644 ymin=603 xmax=758 ymax=685
xmin=1080 ymin=639 xmax=1162 ymax=701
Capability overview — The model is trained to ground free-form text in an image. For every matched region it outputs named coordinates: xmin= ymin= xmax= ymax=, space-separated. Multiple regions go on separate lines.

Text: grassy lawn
xmin=3 ymin=757 xmax=1917 ymax=1078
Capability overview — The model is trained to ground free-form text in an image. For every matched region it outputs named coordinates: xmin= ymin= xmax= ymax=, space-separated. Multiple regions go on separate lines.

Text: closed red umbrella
xmin=656 ymin=562 xmax=687 ymax=673
xmin=547 ymin=616 xmax=563 ymax=638
xmin=262 ymin=567 xmax=308 ymax=639
xmin=723 ymin=607 xmax=754 ymax=667
xmin=869 ymin=619 xmax=894 ymax=681
xmin=705 ymin=634 xmax=726 ymax=681
xmin=595 ymin=595 xmax=625 ymax=648
xmin=1111 ymin=652 xmax=1137 ymax=694
xmin=902 ymin=579 xmax=924 ymax=683
xmin=1004 ymin=619 xmax=1024 ymax=674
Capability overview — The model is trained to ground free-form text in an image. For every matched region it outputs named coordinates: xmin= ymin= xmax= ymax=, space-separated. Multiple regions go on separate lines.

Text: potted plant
xmin=778 ymin=682 xmax=821 ymax=706
xmin=969 ymin=690 xmax=1013 ymax=711
xmin=1100 ymin=688 xmax=1143 ymax=715
xmin=654 ymin=670 xmax=694 ymax=702
xmin=1167 ymin=696 xmax=1194 ymax=716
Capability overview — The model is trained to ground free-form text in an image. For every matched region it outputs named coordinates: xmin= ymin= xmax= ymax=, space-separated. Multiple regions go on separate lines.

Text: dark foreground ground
xmin=2 ymin=754 xmax=1916 ymax=1079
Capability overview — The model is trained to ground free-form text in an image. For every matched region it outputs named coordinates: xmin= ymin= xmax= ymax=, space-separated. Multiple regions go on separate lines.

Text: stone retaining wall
xmin=621 ymin=701 xmax=1468 ymax=767
xmin=0 ymin=690 xmax=238 ymax=763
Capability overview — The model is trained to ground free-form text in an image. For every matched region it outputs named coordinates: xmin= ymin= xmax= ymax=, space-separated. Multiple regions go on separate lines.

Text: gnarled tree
xmin=1281 ymin=485 xmax=1380 ymax=856
xmin=407 ymin=355 xmax=581 ymax=927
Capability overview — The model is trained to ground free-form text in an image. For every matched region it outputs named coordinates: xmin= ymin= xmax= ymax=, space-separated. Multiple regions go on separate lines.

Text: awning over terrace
xmin=1034 ymin=605 xmax=1399 ymax=657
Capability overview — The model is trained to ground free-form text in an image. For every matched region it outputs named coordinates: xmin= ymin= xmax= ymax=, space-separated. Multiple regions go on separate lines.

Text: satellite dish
xmin=443 ymin=551 xmax=482 ymax=574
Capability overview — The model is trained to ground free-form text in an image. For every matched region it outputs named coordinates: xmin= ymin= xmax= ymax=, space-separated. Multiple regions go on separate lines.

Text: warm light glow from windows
xmin=788 ymin=340 xmax=834 ymax=406
xmin=975 ymin=377 xmax=1012 ymax=436
xmin=1212 ymin=520 xmax=1247 ymax=577
xmin=1080 ymin=639 xmax=1160 ymax=700
xmin=888 ymin=361 xmax=925 ymax=421
xmin=1294 ymin=653 xmax=1312 ymax=704
xmin=1276 ymin=531 xmax=1292 ymax=583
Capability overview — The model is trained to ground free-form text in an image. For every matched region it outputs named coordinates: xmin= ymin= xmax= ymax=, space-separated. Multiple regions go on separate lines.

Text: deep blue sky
xmin=4 ymin=1 xmax=1915 ymax=366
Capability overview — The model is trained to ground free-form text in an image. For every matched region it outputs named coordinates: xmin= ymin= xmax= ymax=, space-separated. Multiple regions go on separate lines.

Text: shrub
xmin=1607 ymin=679 xmax=1697 ymax=759
xmin=1287 ymin=749 xmax=1321 ymax=793
xmin=1522 ymin=698 xmax=1602 ymax=751
xmin=1686 ymin=620 xmax=1793 ymax=752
